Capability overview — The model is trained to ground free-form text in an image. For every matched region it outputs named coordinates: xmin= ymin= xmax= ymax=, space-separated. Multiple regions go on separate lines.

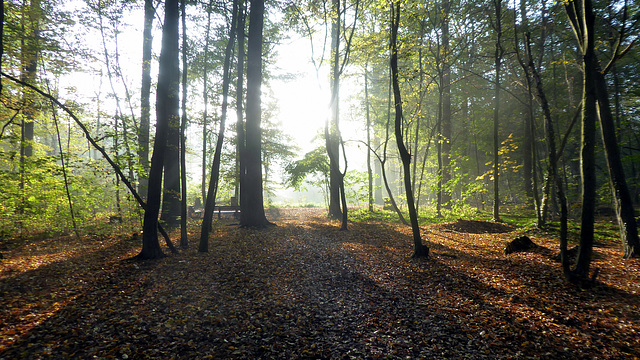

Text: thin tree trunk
xmin=381 ymin=70 xmax=408 ymax=226
xmin=390 ymin=0 xmax=427 ymax=258
xmin=50 ymin=99 xmax=79 ymax=238
xmin=201 ymin=1 xmax=213 ymax=205
xmin=525 ymin=33 xmax=570 ymax=280
xmin=179 ymin=0 xmax=188 ymax=248
xmin=436 ymin=89 xmax=442 ymax=217
xmin=492 ymin=0 xmax=504 ymax=222
xmin=365 ymin=62 xmax=373 ymax=212
xmin=441 ymin=0 xmax=451 ymax=210
xmin=565 ymin=0 xmax=597 ymax=283
xmin=236 ymin=0 xmax=246 ymax=214
xmin=138 ymin=0 xmax=154 ymax=200
xmin=199 ymin=0 xmax=238 ymax=251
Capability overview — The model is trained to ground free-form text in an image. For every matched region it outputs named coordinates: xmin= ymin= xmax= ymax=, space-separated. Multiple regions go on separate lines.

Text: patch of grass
xmin=349 ymin=208 xmax=405 ymax=224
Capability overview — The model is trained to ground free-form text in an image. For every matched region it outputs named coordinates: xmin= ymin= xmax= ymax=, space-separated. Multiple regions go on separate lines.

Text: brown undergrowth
xmin=0 ymin=208 xmax=638 ymax=359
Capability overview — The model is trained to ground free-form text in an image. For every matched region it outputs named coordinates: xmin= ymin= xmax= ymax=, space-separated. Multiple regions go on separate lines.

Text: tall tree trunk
xmin=390 ymin=0 xmax=427 ymax=258
xmin=236 ymin=0 xmax=246 ymax=214
xmin=138 ymin=0 xmax=153 ymax=201
xmin=364 ymin=62 xmax=373 ymax=212
xmin=19 ymin=0 xmax=40 ymax=213
xmin=593 ymin=63 xmax=640 ymax=258
xmin=141 ymin=0 xmax=180 ymax=259
xmin=564 ymin=0 xmax=597 ymax=282
xmin=381 ymin=71 xmax=408 ymax=226
xmin=199 ymin=0 xmax=238 ymax=251
xmin=520 ymin=6 xmax=533 ymax=209
xmin=161 ymin=0 xmax=183 ymax=229
xmin=440 ymin=0 xmax=451 ymax=210
xmin=525 ymin=33 xmax=570 ymax=281
xmin=161 ymin=116 xmax=182 ymax=228
xmin=179 ymin=0 xmax=188 ymax=249
xmin=201 ymin=1 xmax=213 ymax=205
xmin=240 ymin=0 xmax=270 ymax=228
xmin=436 ymin=91 xmax=442 ymax=217
xmin=326 ymin=0 xmax=342 ymax=220
xmin=492 ymin=0 xmax=503 ymax=222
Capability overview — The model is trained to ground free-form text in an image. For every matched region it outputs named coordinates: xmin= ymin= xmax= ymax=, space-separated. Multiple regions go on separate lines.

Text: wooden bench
xmin=213 ymin=205 xmax=241 ymax=219
xmin=188 ymin=197 xmax=241 ymax=220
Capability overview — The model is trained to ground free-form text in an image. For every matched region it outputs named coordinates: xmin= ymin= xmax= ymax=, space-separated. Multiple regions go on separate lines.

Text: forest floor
xmin=1 ymin=208 xmax=639 ymax=359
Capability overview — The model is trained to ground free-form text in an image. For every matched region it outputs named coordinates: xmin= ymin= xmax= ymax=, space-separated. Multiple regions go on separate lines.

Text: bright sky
xmin=269 ymin=35 xmax=329 ymax=155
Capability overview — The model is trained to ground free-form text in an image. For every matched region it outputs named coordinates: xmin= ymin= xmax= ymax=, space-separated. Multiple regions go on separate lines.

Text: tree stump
xmin=504 ymin=236 xmax=538 ymax=254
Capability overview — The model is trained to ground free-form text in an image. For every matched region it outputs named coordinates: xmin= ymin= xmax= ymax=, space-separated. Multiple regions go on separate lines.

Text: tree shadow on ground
xmin=1 ymin=215 xmax=638 ymax=359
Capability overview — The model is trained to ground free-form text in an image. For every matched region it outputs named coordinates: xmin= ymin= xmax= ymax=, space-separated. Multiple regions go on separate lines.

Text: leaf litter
xmin=0 ymin=208 xmax=639 ymax=359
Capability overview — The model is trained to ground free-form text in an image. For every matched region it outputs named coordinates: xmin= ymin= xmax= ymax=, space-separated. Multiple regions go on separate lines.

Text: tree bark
xmin=390 ymin=0 xmax=427 ymax=258
xmin=240 ymin=0 xmax=270 ymax=228
xmin=365 ymin=62 xmax=373 ymax=212
xmin=525 ymin=33 xmax=570 ymax=280
xmin=440 ymin=0 xmax=451 ymax=210
xmin=492 ymin=0 xmax=503 ymax=222
xmin=201 ymin=1 xmax=213 ymax=206
xmin=593 ymin=64 xmax=640 ymax=258
xmin=19 ymin=0 xmax=40 ymax=212
xmin=179 ymin=0 xmax=188 ymax=249
xmin=137 ymin=0 xmax=154 ymax=201
xmin=236 ymin=0 xmax=246 ymax=216
xmin=565 ymin=0 xmax=597 ymax=282
xmin=199 ymin=0 xmax=238 ymax=251
xmin=326 ymin=0 xmax=342 ymax=220
xmin=161 ymin=0 xmax=183 ymax=229
xmin=141 ymin=0 xmax=180 ymax=259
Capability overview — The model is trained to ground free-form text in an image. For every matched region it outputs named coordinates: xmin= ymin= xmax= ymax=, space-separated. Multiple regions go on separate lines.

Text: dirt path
xmin=1 ymin=208 xmax=639 ymax=359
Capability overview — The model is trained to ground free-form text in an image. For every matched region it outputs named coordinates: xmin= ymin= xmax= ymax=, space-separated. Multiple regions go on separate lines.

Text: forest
xmin=1 ymin=0 xmax=640 ymax=358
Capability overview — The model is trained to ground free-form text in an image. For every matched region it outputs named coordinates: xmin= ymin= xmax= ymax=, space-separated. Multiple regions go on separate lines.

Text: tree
xmin=438 ymin=0 xmax=452 ymax=214
xmin=179 ymin=0 xmax=188 ymax=249
xmin=490 ymin=0 xmax=504 ymax=222
xmin=239 ymin=0 xmax=270 ymax=228
xmin=235 ymin=0 xmax=246 ymax=205
xmin=199 ymin=0 xmax=239 ymax=252
xmin=364 ymin=60 xmax=374 ymax=212
xmin=138 ymin=0 xmax=154 ymax=201
xmin=140 ymin=0 xmax=180 ymax=259
xmin=561 ymin=0 xmax=598 ymax=283
xmin=390 ymin=0 xmax=428 ymax=258
xmin=160 ymin=2 xmax=182 ymax=231
xmin=524 ymin=33 xmax=570 ymax=283
xmin=326 ymin=0 xmax=343 ymax=221
xmin=285 ymin=146 xmax=330 ymax=201
xmin=565 ymin=0 xmax=639 ymax=260
xmin=200 ymin=0 xmax=213 ymax=205
xmin=19 ymin=0 xmax=41 ymax=212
